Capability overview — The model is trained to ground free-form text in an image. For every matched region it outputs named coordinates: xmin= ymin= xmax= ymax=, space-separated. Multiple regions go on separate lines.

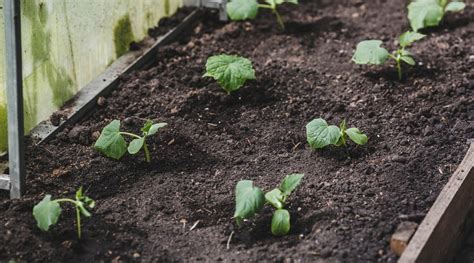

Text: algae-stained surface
xmin=0 ymin=0 xmax=182 ymax=152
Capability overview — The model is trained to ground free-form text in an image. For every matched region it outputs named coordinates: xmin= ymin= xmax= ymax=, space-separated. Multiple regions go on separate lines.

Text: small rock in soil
xmin=50 ymin=112 xmax=65 ymax=126
xmin=68 ymin=126 xmax=91 ymax=145
xmin=390 ymin=221 xmax=418 ymax=256
xmin=97 ymin=96 xmax=106 ymax=107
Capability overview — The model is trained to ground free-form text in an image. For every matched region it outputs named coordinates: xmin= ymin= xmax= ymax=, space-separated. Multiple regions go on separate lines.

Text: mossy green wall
xmin=0 ymin=0 xmax=182 ymax=152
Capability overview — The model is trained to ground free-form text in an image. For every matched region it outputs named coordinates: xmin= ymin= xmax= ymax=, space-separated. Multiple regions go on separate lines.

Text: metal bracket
xmin=0 ymin=174 xmax=10 ymax=190
xmin=184 ymin=0 xmax=228 ymax=21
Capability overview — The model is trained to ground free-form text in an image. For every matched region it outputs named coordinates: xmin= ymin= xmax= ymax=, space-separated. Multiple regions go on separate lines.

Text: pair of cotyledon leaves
xmin=33 ymin=187 xmax=95 ymax=233
xmin=227 ymin=0 xmax=298 ymax=21
xmin=352 ymin=31 xmax=425 ymax=66
xmin=306 ymin=118 xmax=368 ymax=149
xmin=234 ymin=174 xmax=304 ymax=236
xmin=408 ymin=0 xmax=465 ymax=32
xmin=94 ymin=120 xmax=167 ymax=160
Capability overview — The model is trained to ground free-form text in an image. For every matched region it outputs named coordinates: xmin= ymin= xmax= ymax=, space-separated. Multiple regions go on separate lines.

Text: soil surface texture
xmin=1 ymin=0 xmax=473 ymax=262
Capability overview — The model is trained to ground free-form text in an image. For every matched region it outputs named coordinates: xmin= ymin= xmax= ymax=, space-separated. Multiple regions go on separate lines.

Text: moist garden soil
xmin=1 ymin=0 xmax=473 ymax=262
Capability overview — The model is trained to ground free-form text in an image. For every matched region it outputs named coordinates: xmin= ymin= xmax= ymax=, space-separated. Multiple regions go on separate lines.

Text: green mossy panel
xmin=114 ymin=15 xmax=135 ymax=58
xmin=0 ymin=0 xmax=183 ymax=152
xmin=23 ymin=0 xmax=50 ymax=62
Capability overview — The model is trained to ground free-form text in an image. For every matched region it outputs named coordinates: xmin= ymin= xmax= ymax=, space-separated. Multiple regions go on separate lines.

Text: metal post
xmin=184 ymin=0 xmax=228 ymax=21
xmin=218 ymin=0 xmax=228 ymax=21
xmin=4 ymin=0 xmax=25 ymax=199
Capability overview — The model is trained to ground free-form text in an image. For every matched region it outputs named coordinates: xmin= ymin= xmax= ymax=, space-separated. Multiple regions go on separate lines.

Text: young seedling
xmin=94 ymin=119 xmax=167 ymax=163
xmin=33 ymin=187 xmax=95 ymax=239
xmin=352 ymin=31 xmax=426 ymax=80
xmin=226 ymin=0 xmax=298 ymax=30
xmin=234 ymin=173 xmax=304 ymax=236
xmin=408 ymin=0 xmax=466 ymax=32
xmin=204 ymin=54 xmax=256 ymax=94
xmin=306 ymin=118 xmax=368 ymax=149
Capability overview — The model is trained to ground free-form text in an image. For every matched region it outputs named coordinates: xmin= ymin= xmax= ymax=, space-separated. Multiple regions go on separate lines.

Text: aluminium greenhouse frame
xmin=0 ymin=0 xmax=25 ymax=199
xmin=0 ymin=0 xmax=227 ymax=199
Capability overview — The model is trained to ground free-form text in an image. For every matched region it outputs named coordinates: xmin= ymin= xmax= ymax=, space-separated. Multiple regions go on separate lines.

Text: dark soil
xmin=1 ymin=0 xmax=473 ymax=262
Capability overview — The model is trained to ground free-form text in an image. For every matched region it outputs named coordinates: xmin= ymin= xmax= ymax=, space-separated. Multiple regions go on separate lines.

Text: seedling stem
xmin=118 ymin=132 xmax=152 ymax=162
xmin=119 ymin=132 xmax=141 ymax=139
xmin=143 ymin=143 xmax=151 ymax=163
xmin=258 ymin=4 xmax=285 ymax=29
xmin=53 ymin=198 xmax=85 ymax=239
xmin=389 ymin=53 xmax=402 ymax=81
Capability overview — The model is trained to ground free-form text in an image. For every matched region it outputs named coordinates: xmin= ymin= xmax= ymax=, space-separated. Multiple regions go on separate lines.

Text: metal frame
xmin=1 ymin=0 xmax=25 ymax=199
xmin=185 ymin=0 xmax=228 ymax=21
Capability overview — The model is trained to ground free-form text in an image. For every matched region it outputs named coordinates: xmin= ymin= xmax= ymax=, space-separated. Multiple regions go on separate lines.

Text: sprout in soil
xmin=234 ymin=173 xmax=304 ymax=236
xmin=352 ymin=31 xmax=426 ymax=80
xmin=306 ymin=118 xmax=368 ymax=150
xmin=33 ymin=187 xmax=95 ymax=239
xmin=94 ymin=119 xmax=167 ymax=162
xmin=226 ymin=0 xmax=298 ymax=30
xmin=408 ymin=0 xmax=466 ymax=32
xmin=204 ymin=54 xmax=256 ymax=94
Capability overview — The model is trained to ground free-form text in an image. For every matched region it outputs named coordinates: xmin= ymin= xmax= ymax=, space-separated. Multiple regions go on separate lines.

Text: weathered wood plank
xmin=399 ymin=142 xmax=474 ymax=262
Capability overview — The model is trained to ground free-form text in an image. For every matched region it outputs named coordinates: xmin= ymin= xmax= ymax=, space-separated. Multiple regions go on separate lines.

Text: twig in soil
xmin=202 ymin=207 xmax=213 ymax=214
xmin=292 ymin=142 xmax=301 ymax=152
xmin=189 ymin=220 xmax=200 ymax=231
xmin=226 ymin=231 xmax=235 ymax=250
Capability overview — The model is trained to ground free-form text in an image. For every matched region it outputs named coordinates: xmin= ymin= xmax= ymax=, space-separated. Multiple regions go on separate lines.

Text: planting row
xmin=31 ymin=0 xmax=466 ymax=240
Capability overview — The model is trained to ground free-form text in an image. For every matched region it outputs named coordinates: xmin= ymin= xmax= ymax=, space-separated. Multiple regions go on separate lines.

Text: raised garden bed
xmin=1 ymin=0 xmax=473 ymax=261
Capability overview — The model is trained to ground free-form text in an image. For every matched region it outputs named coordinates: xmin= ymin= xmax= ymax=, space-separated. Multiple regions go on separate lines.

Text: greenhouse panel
xmin=0 ymin=0 xmax=182 ymax=152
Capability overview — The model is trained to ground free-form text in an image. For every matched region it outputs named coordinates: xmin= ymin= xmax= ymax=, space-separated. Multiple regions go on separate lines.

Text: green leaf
xmin=227 ymin=0 xmax=259 ymax=21
xmin=408 ymin=0 xmax=444 ymax=32
xmin=265 ymin=188 xmax=284 ymax=209
xmin=141 ymin=120 xmax=154 ymax=134
xmin=400 ymin=55 xmax=416 ymax=66
xmin=128 ymin=137 xmax=145 ymax=154
xmin=306 ymin=118 xmax=341 ymax=149
xmin=399 ymin=31 xmax=426 ymax=48
xmin=352 ymin=40 xmax=390 ymax=65
xmin=234 ymin=180 xmax=265 ymax=222
xmin=265 ymin=0 xmax=298 ymax=5
xmin=445 ymin=1 xmax=465 ymax=12
xmin=279 ymin=173 xmax=304 ymax=196
xmin=204 ymin=55 xmax=256 ymax=94
xmin=271 ymin=209 xmax=290 ymax=236
xmin=33 ymin=195 xmax=62 ymax=232
xmin=147 ymin=123 xmax=167 ymax=136
xmin=84 ymin=197 xmax=95 ymax=209
xmin=94 ymin=120 xmax=127 ymax=160
xmin=77 ymin=203 xmax=92 ymax=217
xmin=76 ymin=187 xmax=95 ymax=209
xmin=345 ymin=128 xmax=368 ymax=145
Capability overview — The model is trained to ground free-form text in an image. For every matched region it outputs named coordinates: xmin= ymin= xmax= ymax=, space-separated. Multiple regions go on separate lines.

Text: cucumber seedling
xmin=33 ymin=187 xmax=95 ymax=239
xmin=234 ymin=173 xmax=304 ymax=236
xmin=226 ymin=0 xmax=298 ymax=30
xmin=95 ymin=119 xmax=167 ymax=162
xmin=204 ymin=54 xmax=256 ymax=94
xmin=306 ymin=118 xmax=368 ymax=149
xmin=408 ymin=0 xmax=466 ymax=32
xmin=352 ymin=31 xmax=426 ymax=80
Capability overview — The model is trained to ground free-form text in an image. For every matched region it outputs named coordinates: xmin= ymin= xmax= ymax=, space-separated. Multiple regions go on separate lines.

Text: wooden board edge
xmin=399 ymin=142 xmax=474 ymax=262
